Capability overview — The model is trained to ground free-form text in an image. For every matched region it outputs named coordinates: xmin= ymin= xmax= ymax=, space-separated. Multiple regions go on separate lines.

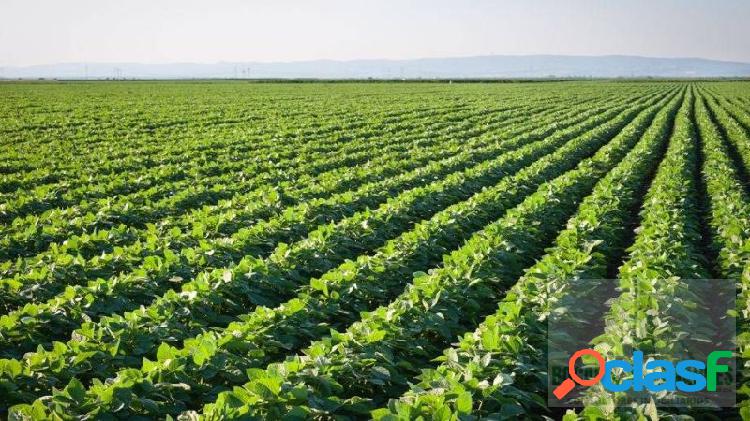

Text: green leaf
xmin=455 ymin=391 xmax=472 ymax=413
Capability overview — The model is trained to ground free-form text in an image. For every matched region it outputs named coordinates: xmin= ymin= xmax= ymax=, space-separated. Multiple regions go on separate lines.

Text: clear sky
xmin=2 ymin=0 xmax=749 ymax=66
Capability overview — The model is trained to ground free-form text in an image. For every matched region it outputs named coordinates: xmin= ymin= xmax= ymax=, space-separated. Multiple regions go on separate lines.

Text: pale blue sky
xmin=1 ymin=0 xmax=749 ymax=66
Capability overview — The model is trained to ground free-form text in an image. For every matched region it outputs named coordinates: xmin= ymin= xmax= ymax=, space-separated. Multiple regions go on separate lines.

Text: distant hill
xmin=3 ymin=55 xmax=750 ymax=80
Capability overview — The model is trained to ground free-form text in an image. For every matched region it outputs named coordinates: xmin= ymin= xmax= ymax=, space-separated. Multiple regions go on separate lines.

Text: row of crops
xmin=1 ymin=81 xmax=749 ymax=419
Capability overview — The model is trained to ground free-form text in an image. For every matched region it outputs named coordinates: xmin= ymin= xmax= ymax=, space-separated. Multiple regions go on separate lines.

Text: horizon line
xmin=4 ymin=53 xmax=750 ymax=69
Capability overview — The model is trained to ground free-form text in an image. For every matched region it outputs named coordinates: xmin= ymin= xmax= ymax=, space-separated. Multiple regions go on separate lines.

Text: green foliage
xmin=1 ymin=81 xmax=747 ymax=419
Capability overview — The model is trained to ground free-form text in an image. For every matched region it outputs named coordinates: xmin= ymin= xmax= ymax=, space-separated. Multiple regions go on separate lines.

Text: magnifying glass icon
xmin=553 ymin=348 xmax=605 ymax=399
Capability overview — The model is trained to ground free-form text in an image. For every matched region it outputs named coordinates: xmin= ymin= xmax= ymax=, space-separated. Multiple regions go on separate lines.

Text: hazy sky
xmin=2 ymin=0 xmax=749 ymax=66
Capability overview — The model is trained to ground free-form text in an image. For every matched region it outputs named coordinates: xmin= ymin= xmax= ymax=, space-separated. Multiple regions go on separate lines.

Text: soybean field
xmin=1 ymin=81 xmax=750 ymax=420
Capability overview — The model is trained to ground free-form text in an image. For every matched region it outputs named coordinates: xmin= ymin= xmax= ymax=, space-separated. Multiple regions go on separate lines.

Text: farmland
xmin=0 ymin=80 xmax=749 ymax=419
